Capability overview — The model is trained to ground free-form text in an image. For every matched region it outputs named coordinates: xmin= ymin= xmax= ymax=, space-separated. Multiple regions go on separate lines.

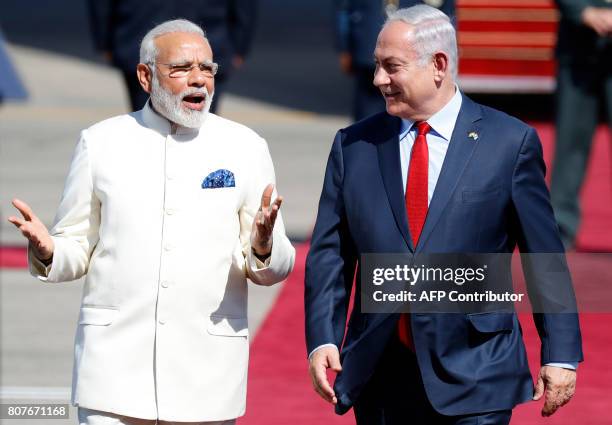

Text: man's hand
xmin=250 ymin=184 xmax=282 ymax=257
xmin=7 ymin=199 xmax=54 ymax=262
xmin=581 ymin=7 xmax=612 ymax=37
xmin=533 ymin=365 xmax=576 ymax=417
xmin=308 ymin=346 xmax=342 ymax=405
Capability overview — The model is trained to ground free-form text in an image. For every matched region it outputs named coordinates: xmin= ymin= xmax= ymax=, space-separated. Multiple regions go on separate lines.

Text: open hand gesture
xmin=7 ymin=198 xmax=54 ymax=262
xmin=250 ymin=184 xmax=283 ymax=257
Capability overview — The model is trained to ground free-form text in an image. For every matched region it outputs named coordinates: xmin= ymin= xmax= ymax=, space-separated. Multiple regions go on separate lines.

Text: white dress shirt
xmin=399 ymin=86 xmax=462 ymax=201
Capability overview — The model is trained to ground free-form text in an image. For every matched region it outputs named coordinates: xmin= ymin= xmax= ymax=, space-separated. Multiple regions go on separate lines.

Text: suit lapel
xmin=376 ymin=115 xmax=414 ymax=251
xmin=416 ymin=96 xmax=483 ymax=251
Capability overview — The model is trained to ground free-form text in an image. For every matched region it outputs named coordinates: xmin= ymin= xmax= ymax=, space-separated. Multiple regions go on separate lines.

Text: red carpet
xmin=0 ymin=245 xmax=28 ymax=268
xmin=534 ymin=123 xmax=612 ymax=252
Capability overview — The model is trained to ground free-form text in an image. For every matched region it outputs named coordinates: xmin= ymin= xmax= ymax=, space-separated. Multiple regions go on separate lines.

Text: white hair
xmin=385 ymin=5 xmax=458 ymax=79
xmin=139 ymin=19 xmax=206 ymax=65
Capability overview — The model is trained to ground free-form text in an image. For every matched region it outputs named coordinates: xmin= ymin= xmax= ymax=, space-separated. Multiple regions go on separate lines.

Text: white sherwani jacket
xmin=29 ymin=103 xmax=295 ymax=422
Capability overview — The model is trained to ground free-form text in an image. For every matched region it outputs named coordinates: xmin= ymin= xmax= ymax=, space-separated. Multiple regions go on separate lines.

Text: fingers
xmin=7 ymin=216 xmax=38 ymax=240
xmin=8 ymin=200 xmax=54 ymax=260
xmin=7 ymin=216 xmax=26 ymax=228
xmin=256 ymin=194 xmax=282 ymax=230
xmin=533 ymin=373 xmax=545 ymax=401
xmin=328 ymin=349 xmax=342 ymax=373
xmin=542 ymin=380 xmax=575 ymax=417
xmin=542 ymin=386 xmax=568 ymax=417
xmin=309 ymin=348 xmax=341 ymax=405
xmin=268 ymin=196 xmax=282 ymax=224
xmin=252 ymin=186 xmax=283 ymax=253
xmin=260 ymin=184 xmax=274 ymax=211
xmin=312 ymin=363 xmax=337 ymax=404
xmin=12 ymin=198 xmax=36 ymax=222
xmin=537 ymin=366 xmax=576 ymax=417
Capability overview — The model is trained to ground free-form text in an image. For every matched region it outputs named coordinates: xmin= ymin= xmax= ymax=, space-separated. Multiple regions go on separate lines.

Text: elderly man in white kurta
xmin=8 ymin=19 xmax=295 ymax=425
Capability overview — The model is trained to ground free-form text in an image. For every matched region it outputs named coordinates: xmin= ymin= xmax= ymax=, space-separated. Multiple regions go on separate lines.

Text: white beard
xmin=150 ymin=73 xmax=214 ymax=129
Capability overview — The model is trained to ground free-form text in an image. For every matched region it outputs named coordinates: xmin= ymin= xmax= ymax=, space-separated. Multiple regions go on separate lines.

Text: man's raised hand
xmin=250 ymin=184 xmax=282 ymax=257
xmin=7 ymin=199 xmax=54 ymax=262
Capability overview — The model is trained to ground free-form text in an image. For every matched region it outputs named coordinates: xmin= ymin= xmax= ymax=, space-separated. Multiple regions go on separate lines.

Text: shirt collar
xmin=399 ymin=86 xmax=463 ymax=141
xmin=141 ymin=99 xmax=201 ymax=136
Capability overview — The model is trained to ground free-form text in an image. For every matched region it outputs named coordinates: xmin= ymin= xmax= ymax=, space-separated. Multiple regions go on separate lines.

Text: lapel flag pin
xmin=468 ymin=131 xmax=479 ymax=140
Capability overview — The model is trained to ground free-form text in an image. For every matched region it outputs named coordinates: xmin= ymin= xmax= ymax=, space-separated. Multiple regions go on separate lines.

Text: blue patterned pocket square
xmin=201 ymin=169 xmax=235 ymax=189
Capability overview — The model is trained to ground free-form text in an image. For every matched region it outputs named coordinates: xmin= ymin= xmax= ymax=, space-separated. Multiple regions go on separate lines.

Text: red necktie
xmin=398 ymin=121 xmax=431 ymax=349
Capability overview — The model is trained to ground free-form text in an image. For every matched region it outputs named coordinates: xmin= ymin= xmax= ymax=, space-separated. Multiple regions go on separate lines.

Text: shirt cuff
xmin=545 ymin=362 xmax=578 ymax=370
xmin=308 ymin=343 xmax=338 ymax=360
xmin=28 ymin=246 xmax=52 ymax=279
xmin=248 ymin=248 xmax=272 ymax=270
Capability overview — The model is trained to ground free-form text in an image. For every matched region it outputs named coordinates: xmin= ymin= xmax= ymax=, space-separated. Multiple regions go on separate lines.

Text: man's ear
xmin=136 ymin=63 xmax=153 ymax=94
xmin=432 ymin=51 xmax=449 ymax=82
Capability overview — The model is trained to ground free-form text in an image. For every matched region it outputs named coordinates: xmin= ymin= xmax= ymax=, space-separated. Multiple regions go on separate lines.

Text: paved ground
xmin=0 ymin=4 xmax=351 ymax=419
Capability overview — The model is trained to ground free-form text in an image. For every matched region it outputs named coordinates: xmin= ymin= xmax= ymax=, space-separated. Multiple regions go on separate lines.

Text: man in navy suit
xmin=88 ymin=0 xmax=257 ymax=112
xmin=334 ymin=0 xmax=455 ymax=121
xmin=306 ymin=5 xmax=582 ymax=424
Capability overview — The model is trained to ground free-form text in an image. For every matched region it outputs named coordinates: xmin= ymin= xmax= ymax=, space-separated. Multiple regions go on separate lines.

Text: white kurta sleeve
xmin=239 ymin=136 xmax=295 ymax=285
xmin=29 ymin=131 xmax=101 ymax=282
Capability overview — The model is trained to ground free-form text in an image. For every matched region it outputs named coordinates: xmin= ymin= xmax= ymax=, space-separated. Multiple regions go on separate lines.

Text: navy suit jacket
xmin=305 ymin=95 xmax=583 ymax=416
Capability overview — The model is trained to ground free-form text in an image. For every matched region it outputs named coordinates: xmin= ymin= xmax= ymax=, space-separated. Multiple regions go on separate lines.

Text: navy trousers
xmin=353 ymin=336 xmax=512 ymax=425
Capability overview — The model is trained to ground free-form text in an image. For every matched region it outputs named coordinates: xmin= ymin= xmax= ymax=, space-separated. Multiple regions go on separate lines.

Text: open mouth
xmin=382 ymin=91 xmax=401 ymax=99
xmin=182 ymin=93 xmax=207 ymax=110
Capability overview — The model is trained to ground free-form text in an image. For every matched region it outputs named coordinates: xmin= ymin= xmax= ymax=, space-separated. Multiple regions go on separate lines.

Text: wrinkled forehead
xmin=154 ymin=32 xmax=212 ymax=63
xmin=374 ymin=21 xmax=417 ymax=60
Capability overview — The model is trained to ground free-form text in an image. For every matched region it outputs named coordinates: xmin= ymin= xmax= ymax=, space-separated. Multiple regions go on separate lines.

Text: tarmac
xmin=0 ymin=41 xmax=350 ymax=424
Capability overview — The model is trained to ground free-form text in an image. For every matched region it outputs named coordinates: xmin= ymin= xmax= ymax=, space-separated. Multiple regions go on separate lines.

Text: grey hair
xmin=385 ymin=5 xmax=458 ymax=79
xmin=139 ymin=19 xmax=206 ymax=65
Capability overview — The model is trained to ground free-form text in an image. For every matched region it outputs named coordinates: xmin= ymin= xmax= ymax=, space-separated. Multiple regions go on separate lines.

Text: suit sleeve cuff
xmin=308 ymin=343 xmax=339 ymax=360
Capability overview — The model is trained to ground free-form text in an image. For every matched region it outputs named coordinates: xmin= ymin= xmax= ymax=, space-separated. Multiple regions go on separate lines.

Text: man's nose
xmin=373 ymin=66 xmax=389 ymax=87
xmin=188 ymin=70 xmax=207 ymax=87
